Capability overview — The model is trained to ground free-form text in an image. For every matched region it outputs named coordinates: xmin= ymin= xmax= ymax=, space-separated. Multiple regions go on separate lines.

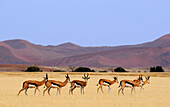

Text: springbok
xmin=118 ymin=75 xmax=143 ymax=95
xmin=134 ymin=76 xmax=150 ymax=92
xmin=69 ymin=73 xmax=90 ymax=95
xmin=17 ymin=74 xmax=48 ymax=96
xmin=43 ymin=74 xmax=70 ymax=96
xmin=96 ymin=76 xmax=118 ymax=93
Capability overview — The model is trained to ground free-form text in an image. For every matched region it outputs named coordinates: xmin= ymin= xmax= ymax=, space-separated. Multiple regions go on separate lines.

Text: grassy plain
xmin=0 ymin=72 xmax=170 ymax=107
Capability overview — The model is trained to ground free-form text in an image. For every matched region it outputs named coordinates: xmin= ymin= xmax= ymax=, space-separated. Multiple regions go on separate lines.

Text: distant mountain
xmin=0 ymin=34 xmax=169 ymax=67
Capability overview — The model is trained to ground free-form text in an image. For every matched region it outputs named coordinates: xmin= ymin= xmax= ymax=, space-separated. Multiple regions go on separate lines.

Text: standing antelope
xmin=43 ymin=74 xmax=70 ymax=96
xmin=96 ymin=76 xmax=118 ymax=93
xmin=69 ymin=73 xmax=90 ymax=95
xmin=135 ymin=76 xmax=150 ymax=92
xmin=118 ymin=75 xmax=143 ymax=95
xmin=17 ymin=74 xmax=48 ymax=96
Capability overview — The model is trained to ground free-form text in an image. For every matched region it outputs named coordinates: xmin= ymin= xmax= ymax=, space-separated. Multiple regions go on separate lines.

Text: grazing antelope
xmin=17 ymin=74 xmax=48 ymax=96
xmin=96 ymin=76 xmax=118 ymax=93
xmin=69 ymin=73 xmax=90 ymax=95
xmin=135 ymin=76 xmax=150 ymax=92
xmin=118 ymin=75 xmax=143 ymax=95
xmin=43 ymin=74 xmax=70 ymax=96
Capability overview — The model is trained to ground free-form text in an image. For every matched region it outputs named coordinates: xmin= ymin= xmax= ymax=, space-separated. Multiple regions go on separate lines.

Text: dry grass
xmin=0 ymin=72 xmax=170 ymax=107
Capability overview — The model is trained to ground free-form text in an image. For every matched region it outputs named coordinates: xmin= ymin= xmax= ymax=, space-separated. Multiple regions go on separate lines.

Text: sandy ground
xmin=0 ymin=72 xmax=170 ymax=107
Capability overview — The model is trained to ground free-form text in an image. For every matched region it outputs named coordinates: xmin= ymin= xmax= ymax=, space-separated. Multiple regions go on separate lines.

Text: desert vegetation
xmin=25 ymin=66 xmax=43 ymax=72
xmin=73 ymin=67 xmax=95 ymax=72
xmin=114 ymin=67 xmax=127 ymax=72
xmin=150 ymin=66 xmax=165 ymax=72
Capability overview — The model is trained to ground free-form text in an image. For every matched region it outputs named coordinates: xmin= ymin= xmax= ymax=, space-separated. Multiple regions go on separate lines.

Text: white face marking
xmin=140 ymin=81 xmax=143 ymax=85
xmin=68 ymin=78 xmax=71 ymax=83
xmin=148 ymin=80 xmax=150 ymax=84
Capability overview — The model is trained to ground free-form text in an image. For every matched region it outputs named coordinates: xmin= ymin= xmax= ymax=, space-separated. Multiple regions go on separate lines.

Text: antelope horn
xmin=46 ymin=73 xmax=48 ymax=78
xmin=84 ymin=73 xmax=86 ymax=77
xmin=87 ymin=73 xmax=89 ymax=77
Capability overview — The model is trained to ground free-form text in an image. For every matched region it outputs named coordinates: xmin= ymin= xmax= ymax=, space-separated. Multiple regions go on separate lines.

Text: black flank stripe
xmin=125 ymin=81 xmax=134 ymax=87
xmin=104 ymin=81 xmax=111 ymax=85
xmin=51 ymin=82 xmax=61 ymax=87
xmin=29 ymin=83 xmax=38 ymax=86
xmin=75 ymin=81 xmax=82 ymax=86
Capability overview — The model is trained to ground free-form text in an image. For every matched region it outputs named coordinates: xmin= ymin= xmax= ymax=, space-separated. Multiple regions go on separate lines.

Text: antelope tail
xmin=96 ymin=83 xmax=99 ymax=86
xmin=22 ymin=81 xmax=26 ymax=88
xmin=118 ymin=81 xmax=122 ymax=88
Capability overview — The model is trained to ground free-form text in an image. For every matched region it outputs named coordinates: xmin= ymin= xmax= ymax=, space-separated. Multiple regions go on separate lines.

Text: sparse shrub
xmin=99 ymin=70 xmax=108 ymax=73
xmin=150 ymin=66 xmax=164 ymax=72
xmin=25 ymin=66 xmax=42 ymax=72
xmin=91 ymin=70 xmax=95 ymax=72
xmin=53 ymin=70 xmax=66 ymax=72
xmin=114 ymin=67 xmax=127 ymax=72
xmin=73 ymin=67 xmax=94 ymax=72
xmin=150 ymin=67 xmax=156 ymax=72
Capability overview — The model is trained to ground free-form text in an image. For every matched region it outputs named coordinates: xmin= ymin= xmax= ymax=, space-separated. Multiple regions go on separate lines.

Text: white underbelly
xmin=50 ymin=84 xmax=59 ymax=88
xmin=28 ymin=84 xmax=36 ymax=88
xmin=103 ymin=82 xmax=109 ymax=86
xmin=75 ymin=83 xmax=81 ymax=87
xmin=125 ymin=83 xmax=132 ymax=87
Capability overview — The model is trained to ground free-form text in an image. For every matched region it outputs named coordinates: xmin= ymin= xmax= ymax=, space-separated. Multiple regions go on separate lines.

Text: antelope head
xmin=113 ymin=76 xmax=118 ymax=83
xmin=137 ymin=75 xmax=143 ymax=86
xmin=82 ymin=73 xmax=90 ymax=82
xmin=65 ymin=74 xmax=71 ymax=82
xmin=145 ymin=76 xmax=150 ymax=84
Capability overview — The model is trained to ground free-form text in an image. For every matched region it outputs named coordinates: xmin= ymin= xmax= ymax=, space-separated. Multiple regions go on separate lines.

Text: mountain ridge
xmin=0 ymin=34 xmax=169 ymax=67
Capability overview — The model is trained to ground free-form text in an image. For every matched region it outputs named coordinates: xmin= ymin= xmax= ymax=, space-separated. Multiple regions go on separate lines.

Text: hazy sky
xmin=0 ymin=0 xmax=169 ymax=46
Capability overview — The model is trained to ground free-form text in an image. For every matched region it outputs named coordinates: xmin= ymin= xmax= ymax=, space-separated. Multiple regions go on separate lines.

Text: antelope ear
xmin=82 ymin=77 xmax=85 ymax=79
xmin=88 ymin=77 xmax=90 ymax=79
xmin=148 ymin=76 xmax=150 ymax=79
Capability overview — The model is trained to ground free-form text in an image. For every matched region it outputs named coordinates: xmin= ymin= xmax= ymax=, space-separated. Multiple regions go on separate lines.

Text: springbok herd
xmin=17 ymin=73 xmax=150 ymax=96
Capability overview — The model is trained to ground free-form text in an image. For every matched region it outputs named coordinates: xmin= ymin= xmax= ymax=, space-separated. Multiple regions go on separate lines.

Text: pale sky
xmin=0 ymin=0 xmax=169 ymax=46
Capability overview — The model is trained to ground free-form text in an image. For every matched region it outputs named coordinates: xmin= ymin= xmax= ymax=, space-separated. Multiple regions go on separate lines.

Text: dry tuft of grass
xmin=0 ymin=72 xmax=170 ymax=107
